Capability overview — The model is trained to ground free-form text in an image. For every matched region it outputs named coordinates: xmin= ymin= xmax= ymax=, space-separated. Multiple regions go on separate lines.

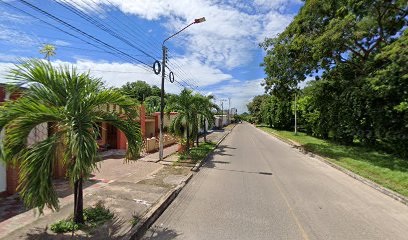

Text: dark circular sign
xmin=169 ymin=71 xmax=175 ymax=83
xmin=153 ymin=60 xmax=161 ymax=75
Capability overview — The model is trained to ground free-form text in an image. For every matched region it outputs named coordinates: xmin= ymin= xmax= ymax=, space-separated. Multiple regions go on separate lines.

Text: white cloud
xmin=62 ymin=0 xmax=298 ymax=69
xmin=0 ymin=62 xmax=15 ymax=82
xmin=53 ymin=40 xmax=71 ymax=46
xmin=2 ymin=0 xmax=300 ymax=113
xmin=210 ymin=78 xmax=265 ymax=113
xmin=0 ymin=25 xmax=36 ymax=46
xmin=0 ymin=58 xmax=263 ymax=113
xmin=0 ymin=56 xmax=233 ymax=94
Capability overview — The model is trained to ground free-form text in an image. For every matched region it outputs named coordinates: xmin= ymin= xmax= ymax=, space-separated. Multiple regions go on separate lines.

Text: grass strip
xmin=258 ymin=126 xmax=408 ymax=197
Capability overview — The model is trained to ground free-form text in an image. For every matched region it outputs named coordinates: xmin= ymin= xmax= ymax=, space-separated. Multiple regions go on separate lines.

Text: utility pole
xmin=219 ymin=99 xmax=227 ymax=127
xmin=158 ymin=17 xmax=206 ymax=161
xmin=159 ymin=45 xmax=167 ymax=161
xmin=294 ymin=93 xmax=298 ymax=135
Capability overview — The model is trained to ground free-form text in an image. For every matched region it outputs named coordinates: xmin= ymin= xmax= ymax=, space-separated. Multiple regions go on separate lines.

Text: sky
xmin=0 ymin=0 xmax=303 ymax=113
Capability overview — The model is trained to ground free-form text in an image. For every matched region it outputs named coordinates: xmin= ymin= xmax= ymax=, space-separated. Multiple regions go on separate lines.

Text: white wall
xmin=214 ymin=115 xmax=229 ymax=128
xmin=27 ymin=123 xmax=48 ymax=146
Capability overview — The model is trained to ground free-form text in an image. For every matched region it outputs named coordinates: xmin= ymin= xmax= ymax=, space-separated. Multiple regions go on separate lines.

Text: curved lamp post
xmin=159 ymin=17 xmax=206 ymax=160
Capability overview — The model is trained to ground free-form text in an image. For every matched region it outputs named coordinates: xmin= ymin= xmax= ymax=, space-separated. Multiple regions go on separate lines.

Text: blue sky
xmin=0 ymin=0 xmax=303 ymax=113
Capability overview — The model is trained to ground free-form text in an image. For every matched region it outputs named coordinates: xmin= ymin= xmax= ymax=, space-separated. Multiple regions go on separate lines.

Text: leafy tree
xmin=121 ymin=81 xmax=155 ymax=102
xmin=0 ymin=60 xmax=142 ymax=224
xmin=151 ymin=85 xmax=161 ymax=97
xmin=261 ymin=0 xmax=407 ymax=92
xmin=247 ymin=95 xmax=268 ymax=123
xmin=366 ymin=29 xmax=408 ymax=155
xmin=260 ymin=0 xmax=408 ymax=156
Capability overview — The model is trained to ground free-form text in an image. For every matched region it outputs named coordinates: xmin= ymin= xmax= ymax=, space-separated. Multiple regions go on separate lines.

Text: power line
xmin=56 ymin=0 xmax=159 ymax=61
xmin=0 ymin=0 xmax=153 ymax=74
xmin=16 ymin=0 xmax=153 ymax=71
xmin=56 ymin=0 xmax=200 ymax=91
xmin=89 ymin=0 xmax=202 ymax=90
xmin=1 ymin=0 xmax=204 ymax=93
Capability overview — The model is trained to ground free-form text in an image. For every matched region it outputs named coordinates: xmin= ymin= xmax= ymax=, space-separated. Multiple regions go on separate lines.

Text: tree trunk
xmin=73 ymin=177 xmax=84 ymax=224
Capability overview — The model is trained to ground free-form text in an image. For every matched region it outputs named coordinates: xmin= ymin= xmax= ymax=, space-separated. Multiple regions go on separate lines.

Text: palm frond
xmin=18 ymin=134 xmax=61 ymax=213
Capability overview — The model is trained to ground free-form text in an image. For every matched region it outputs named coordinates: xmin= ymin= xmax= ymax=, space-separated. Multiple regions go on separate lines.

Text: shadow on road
xmin=142 ymin=227 xmax=179 ymax=240
xmin=201 ymin=144 xmax=273 ymax=176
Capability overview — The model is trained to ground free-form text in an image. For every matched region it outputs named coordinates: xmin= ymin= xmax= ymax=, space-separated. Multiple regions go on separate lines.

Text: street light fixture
xmin=159 ymin=17 xmax=206 ymax=161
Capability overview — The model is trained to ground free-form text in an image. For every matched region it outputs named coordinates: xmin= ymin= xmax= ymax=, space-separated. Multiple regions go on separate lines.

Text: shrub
xmin=50 ymin=220 xmax=81 ymax=233
xmin=83 ymin=202 xmax=114 ymax=227
xmin=50 ymin=202 xmax=114 ymax=233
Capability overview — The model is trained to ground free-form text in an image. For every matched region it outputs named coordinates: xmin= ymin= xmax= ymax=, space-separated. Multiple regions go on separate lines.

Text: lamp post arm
xmin=163 ymin=22 xmax=195 ymax=45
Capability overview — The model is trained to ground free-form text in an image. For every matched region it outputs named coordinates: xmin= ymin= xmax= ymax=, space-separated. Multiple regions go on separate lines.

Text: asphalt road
xmin=142 ymin=123 xmax=408 ymax=240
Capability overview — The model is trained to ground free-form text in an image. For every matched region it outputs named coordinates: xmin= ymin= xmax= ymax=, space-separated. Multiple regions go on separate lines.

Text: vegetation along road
xmin=142 ymin=123 xmax=408 ymax=240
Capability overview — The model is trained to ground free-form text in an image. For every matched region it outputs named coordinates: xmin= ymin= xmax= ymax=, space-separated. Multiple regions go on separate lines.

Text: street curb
xmin=123 ymin=172 xmax=194 ymax=240
xmin=124 ymin=125 xmax=237 ymax=239
xmin=191 ymin=124 xmax=237 ymax=172
xmin=256 ymin=126 xmax=408 ymax=207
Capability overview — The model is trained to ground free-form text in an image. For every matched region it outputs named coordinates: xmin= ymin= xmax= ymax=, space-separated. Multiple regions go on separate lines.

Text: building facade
xmin=0 ymin=84 xmax=177 ymax=196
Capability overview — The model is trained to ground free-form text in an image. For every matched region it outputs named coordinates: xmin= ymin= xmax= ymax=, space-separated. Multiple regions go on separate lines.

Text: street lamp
xmin=159 ymin=17 xmax=206 ymax=161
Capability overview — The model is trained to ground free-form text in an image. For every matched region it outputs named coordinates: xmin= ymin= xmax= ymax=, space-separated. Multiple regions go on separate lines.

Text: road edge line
xmin=255 ymin=126 xmax=408 ymax=207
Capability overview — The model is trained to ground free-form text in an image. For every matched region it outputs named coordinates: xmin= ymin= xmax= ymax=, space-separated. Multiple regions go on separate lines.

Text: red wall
xmin=117 ymin=130 xmax=127 ymax=150
xmin=0 ymin=86 xmax=5 ymax=102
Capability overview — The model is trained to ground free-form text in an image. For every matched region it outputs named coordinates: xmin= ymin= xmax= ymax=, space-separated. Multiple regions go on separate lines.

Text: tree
xmin=39 ymin=44 xmax=56 ymax=61
xmin=144 ymin=96 xmax=161 ymax=115
xmin=168 ymin=89 xmax=194 ymax=152
xmin=151 ymin=85 xmax=161 ymax=97
xmin=261 ymin=0 xmax=407 ymax=92
xmin=121 ymin=81 xmax=154 ymax=102
xmin=247 ymin=95 xmax=268 ymax=123
xmin=260 ymin=0 xmax=408 ymax=155
xmin=0 ymin=60 xmax=142 ymax=224
xmin=191 ymin=94 xmax=219 ymax=145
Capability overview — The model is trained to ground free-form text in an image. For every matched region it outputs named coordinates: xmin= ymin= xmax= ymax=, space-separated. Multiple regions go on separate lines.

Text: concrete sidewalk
xmin=0 ymin=128 xmax=234 ymax=239
xmin=0 ymin=143 xmax=182 ymax=239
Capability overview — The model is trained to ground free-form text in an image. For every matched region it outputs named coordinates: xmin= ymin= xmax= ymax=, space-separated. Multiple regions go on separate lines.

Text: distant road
xmin=142 ymin=123 xmax=408 ymax=240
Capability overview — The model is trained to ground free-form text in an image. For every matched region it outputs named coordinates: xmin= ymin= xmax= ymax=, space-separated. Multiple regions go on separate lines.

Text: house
xmin=0 ymin=84 xmax=179 ymax=196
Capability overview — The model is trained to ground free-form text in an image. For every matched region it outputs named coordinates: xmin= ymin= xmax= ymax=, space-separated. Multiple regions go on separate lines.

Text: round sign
xmin=169 ymin=71 xmax=175 ymax=83
xmin=153 ymin=60 xmax=161 ymax=75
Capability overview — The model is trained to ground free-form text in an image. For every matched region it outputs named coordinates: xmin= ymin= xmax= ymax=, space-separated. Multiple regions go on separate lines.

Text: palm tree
xmin=191 ymin=94 xmax=219 ymax=146
xmin=39 ymin=44 xmax=56 ymax=61
xmin=168 ymin=89 xmax=194 ymax=152
xmin=198 ymin=95 xmax=219 ymax=144
xmin=0 ymin=60 xmax=142 ymax=224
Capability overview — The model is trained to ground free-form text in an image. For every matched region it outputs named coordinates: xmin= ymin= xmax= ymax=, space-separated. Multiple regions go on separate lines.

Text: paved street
xmin=143 ymin=123 xmax=408 ymax=240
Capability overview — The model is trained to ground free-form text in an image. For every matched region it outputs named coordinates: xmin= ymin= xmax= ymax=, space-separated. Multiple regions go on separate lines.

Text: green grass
xmin=258 ymin=126 xmax=408 ymax=197
xmin=131 ymin=214 xmax=140 ymax=227
xmin=179 ymin=142 xmax=216 ymax=163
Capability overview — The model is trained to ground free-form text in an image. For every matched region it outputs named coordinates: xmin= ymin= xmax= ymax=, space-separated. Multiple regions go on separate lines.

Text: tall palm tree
xmin=168 ymin=89 xmax=194 ymax=152
xmin=0 ymin=60 xmax=142 ymax=224
xmin=39 ymin=44 xmax=56 ymax=61
xmin=191 ymin=94 xmax=219 ymax=146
